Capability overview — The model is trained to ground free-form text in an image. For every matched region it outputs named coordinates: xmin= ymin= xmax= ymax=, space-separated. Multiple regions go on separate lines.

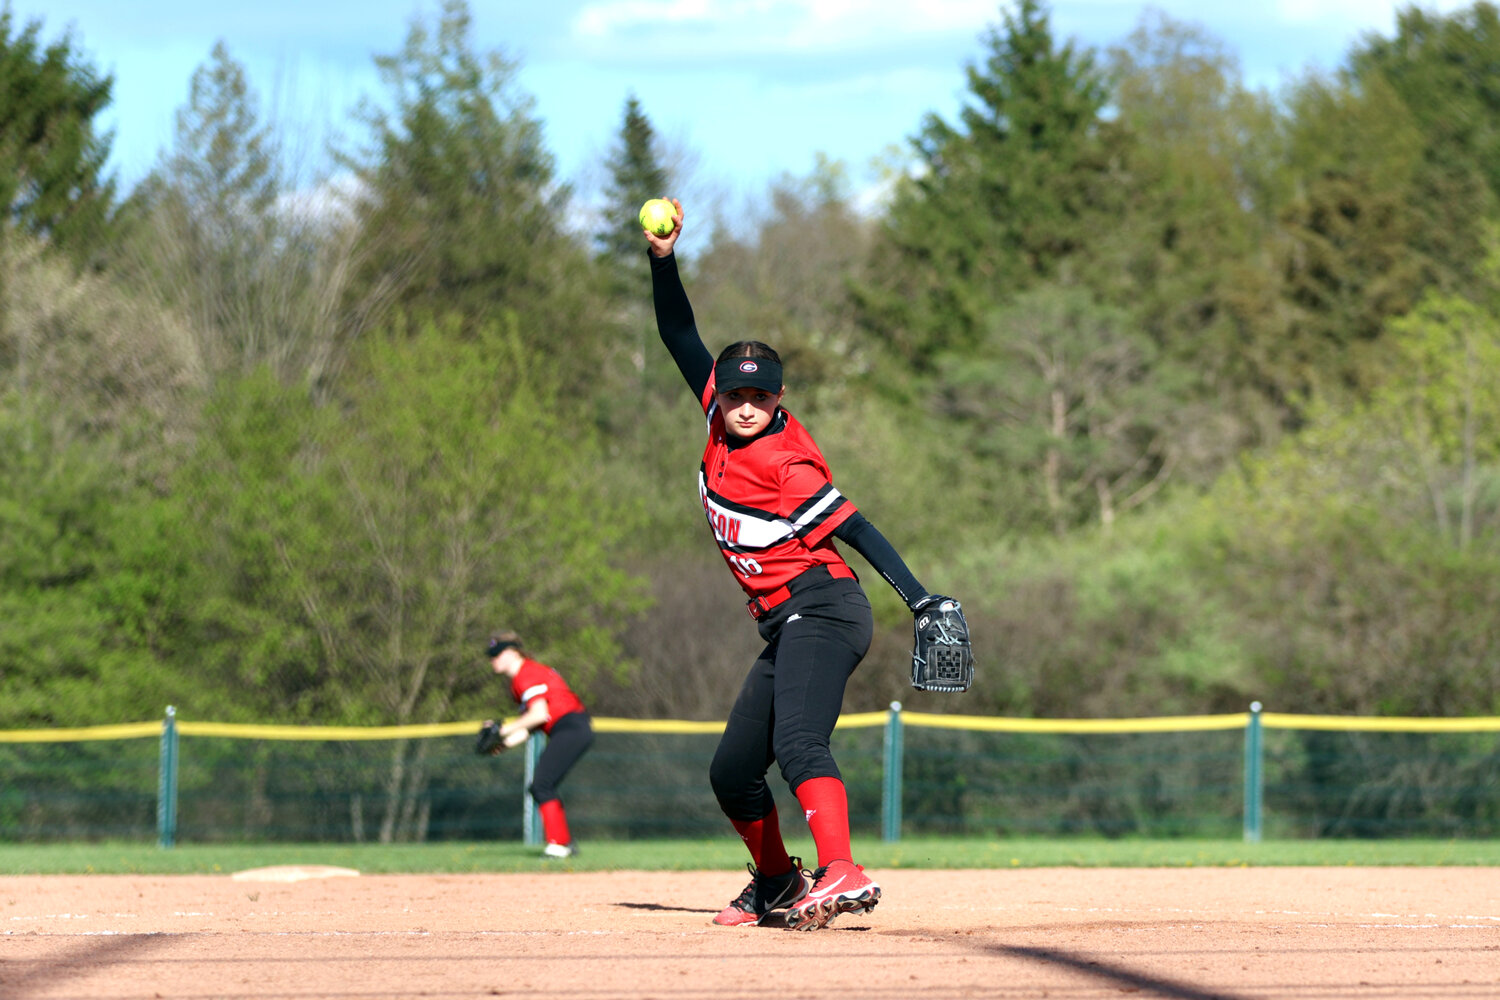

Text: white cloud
xmin=574 ymin=0 xmax=719 ymax=36
xmin=274 ymin=170 xmax=365 ymax=229
xmin=572 ymin=0 xmax=994 ymax=51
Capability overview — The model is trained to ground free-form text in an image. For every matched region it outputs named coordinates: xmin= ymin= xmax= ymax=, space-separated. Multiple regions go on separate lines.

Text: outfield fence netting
xmin=2 ymin=713 xmax=1498 ymax=843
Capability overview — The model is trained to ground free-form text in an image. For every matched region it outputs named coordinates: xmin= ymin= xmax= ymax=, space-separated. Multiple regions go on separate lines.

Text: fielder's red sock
xmin=730 ymin=806 xmax=793 ymax=876
xmin=538 ymin=799 xmax=571 ymax=846
xmin=795 ymin=776 xmax=852 ymax=868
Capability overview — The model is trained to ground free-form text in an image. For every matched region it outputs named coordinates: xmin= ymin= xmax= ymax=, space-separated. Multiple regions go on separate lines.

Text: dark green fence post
xmin=157 ymin=705 xmax=178 ymax=849
xmin=1243 ymin=701 xmax=1263 ymax=843
xmin=522 ymin=733 xmax=544 ymax=846
xmin=882 ymin=701 xmax=904 ymax=842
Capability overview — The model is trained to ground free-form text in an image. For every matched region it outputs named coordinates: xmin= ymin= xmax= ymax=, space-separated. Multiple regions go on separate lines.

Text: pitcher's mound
xmin=230 ymin=865 xmax=360 ymax=883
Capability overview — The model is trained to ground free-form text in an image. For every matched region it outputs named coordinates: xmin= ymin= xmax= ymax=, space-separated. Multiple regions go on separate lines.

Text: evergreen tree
xmin=1272 ymin=74 xmax=1431 ymax=402
xmin=340 ymin=0 xmax=608 ymax=382
xmin=856 ymin=0 xmax=1123 ymax=365
xmin=0 ymin=7 xmax=116 ymax=257
xmin=163 ymin=40 xmax=278 ymax=233
xmin=596 ymin=93 xmax=667 ymax=297
xmin=130 ymin=42 xmax=280 ymax=364
xmin=111 ymin=41 xmax=350 ymax=385
xmin=1348 ymin=2 xmax=1500 ymax=292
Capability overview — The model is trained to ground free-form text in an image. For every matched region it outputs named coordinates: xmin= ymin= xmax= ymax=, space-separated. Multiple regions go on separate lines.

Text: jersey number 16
xmin=730 ymin=554 xmax=763 ymax=576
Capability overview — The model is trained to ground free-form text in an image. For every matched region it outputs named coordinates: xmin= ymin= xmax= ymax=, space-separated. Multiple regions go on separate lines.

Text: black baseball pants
xmin=529 ymin=711 xmax=594 ymax=805
xmin=709 ymin=575 xmax=874 ymax=821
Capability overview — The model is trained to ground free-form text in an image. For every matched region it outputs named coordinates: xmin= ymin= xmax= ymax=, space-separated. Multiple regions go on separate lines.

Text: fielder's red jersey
xmin=698 ymin=372 xmax=858 ymax=598
xmin=509 ymin=658 xmax=586 ymax=735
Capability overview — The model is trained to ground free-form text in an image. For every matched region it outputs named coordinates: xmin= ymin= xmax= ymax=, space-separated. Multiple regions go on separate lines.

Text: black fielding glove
xmin=910 ymin=595 xmax=974 ymax=693
xmin=475 ymin=720 xmax=505 ymax=755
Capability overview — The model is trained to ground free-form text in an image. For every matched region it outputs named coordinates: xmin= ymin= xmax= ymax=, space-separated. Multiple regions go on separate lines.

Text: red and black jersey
xmin=509 ymin=658 xmax=586 ymax=735
xmin=698 ymin=372 xmax=858 ymax=597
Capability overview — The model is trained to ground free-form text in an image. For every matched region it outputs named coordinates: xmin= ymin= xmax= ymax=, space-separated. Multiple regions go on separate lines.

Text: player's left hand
xmin=475 ymin=720 xmax=505 ymax=756
xmin=910 ymin=595 xmax=974 ymax=693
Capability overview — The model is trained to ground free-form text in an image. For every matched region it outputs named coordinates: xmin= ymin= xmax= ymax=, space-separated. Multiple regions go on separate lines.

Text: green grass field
xmin=2 ymin=838 xmax=1497 ymax=875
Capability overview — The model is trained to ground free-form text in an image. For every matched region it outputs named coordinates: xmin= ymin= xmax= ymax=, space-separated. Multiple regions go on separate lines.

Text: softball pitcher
xmin=645 ymin=198 xmax=967 ymax=930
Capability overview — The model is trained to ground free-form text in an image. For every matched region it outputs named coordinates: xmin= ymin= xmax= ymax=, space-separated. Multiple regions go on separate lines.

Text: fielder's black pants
xmin=530 ymin=710 xmax=594 ymax=805
xmin=709 ymin=573 xmax=874 ymax=821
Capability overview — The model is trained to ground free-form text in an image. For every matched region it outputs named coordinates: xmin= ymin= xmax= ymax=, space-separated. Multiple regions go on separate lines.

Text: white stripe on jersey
xmin=698 ymin=472 xmax=844 ymax=552
xmin=519 ymin=683 xmax=549 ymax=703
xmin=792 ymin=485 xmax=844 ymax=531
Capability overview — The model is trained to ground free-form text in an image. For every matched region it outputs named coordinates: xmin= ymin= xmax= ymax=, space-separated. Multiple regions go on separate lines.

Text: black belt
xmin=746 ymin=563 xmax=858 ymax=621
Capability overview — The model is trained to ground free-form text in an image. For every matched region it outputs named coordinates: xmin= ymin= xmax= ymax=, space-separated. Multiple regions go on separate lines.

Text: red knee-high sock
xmin=730 ymin=806 xmax=793 ymax=876
xmin=795 ymin=776 xmax=851 ymax=868
xmin=538 ymin=799 xmax=570 ymax=846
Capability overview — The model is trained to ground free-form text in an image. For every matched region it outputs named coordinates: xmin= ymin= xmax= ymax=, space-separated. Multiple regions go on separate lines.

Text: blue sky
xmin=27 ymin=0 xmax=1472 ymax=204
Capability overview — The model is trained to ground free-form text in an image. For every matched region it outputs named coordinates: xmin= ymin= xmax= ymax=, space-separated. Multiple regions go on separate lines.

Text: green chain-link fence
xmin=2 ymin=706 xmax=1497 ymax=844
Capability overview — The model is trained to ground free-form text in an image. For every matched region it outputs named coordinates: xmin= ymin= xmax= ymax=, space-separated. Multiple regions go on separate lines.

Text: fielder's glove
xmin=910 ymin=595 xmax=974 ymax=693
xmin=475 ymin=720 xmax=505 ymax=756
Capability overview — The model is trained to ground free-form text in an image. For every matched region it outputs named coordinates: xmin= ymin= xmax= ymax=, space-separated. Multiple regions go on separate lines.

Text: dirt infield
xmin=3 ymin=867 xmax=1497 ymax=999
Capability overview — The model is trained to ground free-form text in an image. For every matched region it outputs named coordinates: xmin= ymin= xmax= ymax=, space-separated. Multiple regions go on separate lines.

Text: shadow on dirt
xmin=982 ymin=943 xmax=1251 ymax=1000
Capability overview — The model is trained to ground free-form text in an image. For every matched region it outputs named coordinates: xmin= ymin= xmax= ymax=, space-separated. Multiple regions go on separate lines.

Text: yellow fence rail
xmin=7 ymin=710 xmax=1499 ymax=742
xmin=5 ymin=704 xmax=1498 ymax=846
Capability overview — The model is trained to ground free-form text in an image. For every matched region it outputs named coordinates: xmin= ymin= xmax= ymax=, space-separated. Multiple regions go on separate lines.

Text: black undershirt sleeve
xmin=833 ymin=512 xmax=929 ymax=609
xmin=649 ymin=250 xmax=714 ymax=401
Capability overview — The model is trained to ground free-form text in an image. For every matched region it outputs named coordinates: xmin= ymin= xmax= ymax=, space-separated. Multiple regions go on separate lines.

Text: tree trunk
xmin=1095 ymin=477 xmax=1115 ymax=533
xmin=1459 ymin=330 xmax=1476 ymax=551
xmin=1046 ymin=387 xmax=1068 ymax=534
xmin=378 ymin=739 xmax=408 ymax=844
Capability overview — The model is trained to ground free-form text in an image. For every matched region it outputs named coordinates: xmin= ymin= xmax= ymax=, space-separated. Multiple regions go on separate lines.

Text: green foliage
xmin=1192 ymin=427 xmax=1500 ymax=716
xmin=6 ymin=0 xmax=1500 ymax=740
xmin=596 ymin=93 xmax=668 ymax=297
xmin=692 ymin=158 xmax=873 ymax=396
xmin=340 ymin=0 xmax=612 ymax=387
xmin=164 ymin=39 xmax=278 ymax=221
xmin=1374 ymin=288 xmax=1500 ymax=548
xmin=0 ymin=6 xmax=116 ymax=256
xmin=1270 ymin=74 xmax=1433 ymax=401
xmin=0 ymin=402 xmax=194 ymax=726
xmin=938 ymin=509 xmax=1253 ymax=720
xmin=158 ymin=368 xmax=332 ymax=720
xmin=859 ymin=0 xmax=1123 ymax=364
xmin=0 ymin=231 xmax=204 ymax=448
xmin=934 ymin=284 xmax=1183 ymax=535
xmin=1099 ymin=12 xmax=1289 ymax=469
xmin=1349 ymin=2 xmax=1500 ymax=289
xmin=108 ymin=41 xmax=353 ymax=389
xmin=329 ymin=313 xmax=649 ymax=713
xmin=169 ymin=318 xmax=647 ymax=726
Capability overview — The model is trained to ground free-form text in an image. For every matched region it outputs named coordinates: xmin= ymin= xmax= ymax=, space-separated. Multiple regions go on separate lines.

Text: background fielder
xmin=481 ymin=631 xmax=594 ymax=859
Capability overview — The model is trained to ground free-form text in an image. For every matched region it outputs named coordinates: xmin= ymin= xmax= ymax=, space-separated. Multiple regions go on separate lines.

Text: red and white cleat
xmin=784 ymin=859 xmax=880 ymax=931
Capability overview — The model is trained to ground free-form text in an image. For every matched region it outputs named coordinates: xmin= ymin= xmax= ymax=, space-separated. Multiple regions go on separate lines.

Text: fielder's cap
xmin=714 ymin=356 xmax=783 ymax=394
xmin=486 ymin=631 xmax=522 ymax=657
